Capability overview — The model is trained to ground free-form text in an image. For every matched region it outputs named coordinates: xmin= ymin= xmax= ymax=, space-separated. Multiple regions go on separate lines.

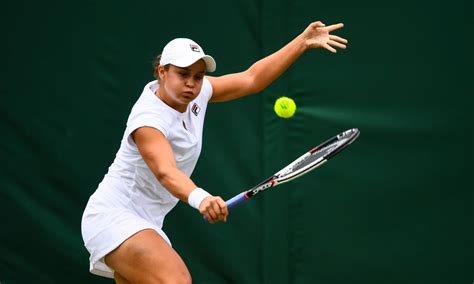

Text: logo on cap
xmin=190 ymin=44 xmax=200 ymax=52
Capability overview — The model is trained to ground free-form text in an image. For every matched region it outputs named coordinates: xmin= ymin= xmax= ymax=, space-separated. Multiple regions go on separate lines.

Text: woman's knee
xmin=111 ymin=249 xmax=192 ymax=284
xmin=140 ymin=251 xmax=192 ymax=284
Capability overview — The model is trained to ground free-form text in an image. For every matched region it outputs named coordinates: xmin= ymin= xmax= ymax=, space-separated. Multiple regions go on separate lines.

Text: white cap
xmin=159 ymin=38 xmax=216 ymax=72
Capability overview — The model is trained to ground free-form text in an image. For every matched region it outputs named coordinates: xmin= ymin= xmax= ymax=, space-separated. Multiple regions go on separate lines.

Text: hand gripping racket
xmin=225 ymin=128 xmax=360 ymax=210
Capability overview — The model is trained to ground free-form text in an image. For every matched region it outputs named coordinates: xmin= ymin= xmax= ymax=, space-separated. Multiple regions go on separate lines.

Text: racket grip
xmin=226 ymin=192 xmax=247 ymax=209
xmin=203 ymin=192 xmax=247 ymax=222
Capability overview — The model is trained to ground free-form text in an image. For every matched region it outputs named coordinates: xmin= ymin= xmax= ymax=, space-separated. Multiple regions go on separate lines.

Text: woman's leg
xmin=105 ymin=229 xmax=192 ymax=284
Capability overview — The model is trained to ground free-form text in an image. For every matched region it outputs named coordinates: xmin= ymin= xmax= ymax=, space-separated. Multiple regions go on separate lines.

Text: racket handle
xmin=226 ymin=192 xmax=248 ymax=209
xmin=203 ymin=192 xmax=248 ymax=222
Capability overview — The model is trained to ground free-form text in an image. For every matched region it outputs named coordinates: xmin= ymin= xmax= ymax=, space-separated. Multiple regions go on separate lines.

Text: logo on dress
xmin=191 ymin=103 xmax=201 ymax=116
xmin=190 ymin=44 xmax=200 ymax=52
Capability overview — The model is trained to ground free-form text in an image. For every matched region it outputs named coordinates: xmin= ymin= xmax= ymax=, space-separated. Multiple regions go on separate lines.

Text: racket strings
xmin=311 ymin=139 xmax=346 ymax=157
xmin=289 ymin=139 xmax=348 ymax=173
xmin=272 ymin=130 xmax=358 ymax=180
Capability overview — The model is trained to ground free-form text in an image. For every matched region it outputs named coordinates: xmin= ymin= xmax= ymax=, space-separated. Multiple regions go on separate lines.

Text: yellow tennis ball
xmin=274 ymin=96 xmax=296 ymax=118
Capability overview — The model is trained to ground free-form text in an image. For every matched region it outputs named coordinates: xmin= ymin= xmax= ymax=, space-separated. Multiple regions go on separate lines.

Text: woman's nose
xmin=185 ymin=79 xmax=195 ymax=88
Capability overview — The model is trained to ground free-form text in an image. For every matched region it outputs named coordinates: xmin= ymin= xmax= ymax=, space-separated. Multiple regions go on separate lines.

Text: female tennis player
xmin=81 ymin=20 xmax=347 ymax=283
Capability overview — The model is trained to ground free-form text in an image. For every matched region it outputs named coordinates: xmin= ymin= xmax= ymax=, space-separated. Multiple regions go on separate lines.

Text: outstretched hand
xmin=302 ymin=21 xmax=348 ymax=53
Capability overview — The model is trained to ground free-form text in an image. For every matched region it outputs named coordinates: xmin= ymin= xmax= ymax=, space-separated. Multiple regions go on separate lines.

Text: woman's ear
xmin=158 ymin=65 xmax=166 ymax=80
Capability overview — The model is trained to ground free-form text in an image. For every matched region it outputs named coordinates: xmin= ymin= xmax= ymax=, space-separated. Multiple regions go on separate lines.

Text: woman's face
xmin=158 ymin=59 xmax=206 ymax=112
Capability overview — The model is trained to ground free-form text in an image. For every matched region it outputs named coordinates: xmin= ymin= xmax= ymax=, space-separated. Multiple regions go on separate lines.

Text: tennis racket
xmin=225 ymin=128 xmax=360 ymax=210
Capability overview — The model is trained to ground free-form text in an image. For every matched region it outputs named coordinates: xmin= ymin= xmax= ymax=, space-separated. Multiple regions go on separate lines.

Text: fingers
xmin=307 ymin=21 xmax=325 ymax=33
xmin=328 ymin=39 xmax=347 ymax=50
xmin=323 ymin=43 xmax=337 ymax=53
xmin=213 ymin=197 xmax=228 ymax=222
xmin=200 ymin=196 xmax=228 ymax=223
xmin=314 ymin=21 xmax=325 ymax=27
xmin=305 ymin=21 xmax=348 ymax=53
xmin=329 ymin=35 xmax=348 ymax=44
xmin=326 ymin=23 xmax=344 ymax=32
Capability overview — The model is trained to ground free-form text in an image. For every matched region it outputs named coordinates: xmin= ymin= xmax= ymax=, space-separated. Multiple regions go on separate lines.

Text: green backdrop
xmin=1 ymin=0 xmax=472 ymax=283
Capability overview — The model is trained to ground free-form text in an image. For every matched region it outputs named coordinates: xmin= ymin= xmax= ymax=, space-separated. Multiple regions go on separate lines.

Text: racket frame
xmin=226 ymin=128 xmax=359 ymax=209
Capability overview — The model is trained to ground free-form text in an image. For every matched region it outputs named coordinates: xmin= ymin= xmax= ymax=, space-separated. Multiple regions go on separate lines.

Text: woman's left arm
xmin=207 ymin=21 xmax=347 ymax=102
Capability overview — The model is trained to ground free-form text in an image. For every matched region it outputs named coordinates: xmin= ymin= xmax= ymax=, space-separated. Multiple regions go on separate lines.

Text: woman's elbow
xmin=154 ymin=166 xmax=174 ymax=185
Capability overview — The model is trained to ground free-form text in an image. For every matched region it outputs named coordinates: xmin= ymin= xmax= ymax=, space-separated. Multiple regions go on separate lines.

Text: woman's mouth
xmin=182 ymin=91 xmax=194 ymax=99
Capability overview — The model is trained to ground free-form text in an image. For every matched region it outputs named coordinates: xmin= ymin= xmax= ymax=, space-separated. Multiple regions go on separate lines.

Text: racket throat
xmin=247 ymin=177 xmax=278 ymax=198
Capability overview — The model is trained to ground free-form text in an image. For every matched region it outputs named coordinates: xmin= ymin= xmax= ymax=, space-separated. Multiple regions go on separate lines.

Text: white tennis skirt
xmin=81 ymin=177 xmax=172 ymax=278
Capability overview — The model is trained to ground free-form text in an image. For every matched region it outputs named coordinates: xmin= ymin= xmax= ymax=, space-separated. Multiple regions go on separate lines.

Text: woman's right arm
xmin=207 ymin=21 xmax=347 ymax=103
xmin=132 ymin=126 xmax=228 ymax=223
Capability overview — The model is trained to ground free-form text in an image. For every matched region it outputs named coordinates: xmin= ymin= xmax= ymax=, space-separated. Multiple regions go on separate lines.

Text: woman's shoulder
xmin=199 ymin=77 xmax=213 ymax=102
xmin=127 ymin=82 xmax=175 ymax=123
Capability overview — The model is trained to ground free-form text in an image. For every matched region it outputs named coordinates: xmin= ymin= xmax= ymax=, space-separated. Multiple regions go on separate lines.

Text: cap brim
xmin=201 ymin=55 xmax=216 ymax=72
xmin=171 ymin=54 xmax=216 ymax=73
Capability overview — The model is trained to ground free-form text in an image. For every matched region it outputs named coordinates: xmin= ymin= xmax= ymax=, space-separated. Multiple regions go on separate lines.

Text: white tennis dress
xmin=81 ymin=79 xmax=212 ymax=278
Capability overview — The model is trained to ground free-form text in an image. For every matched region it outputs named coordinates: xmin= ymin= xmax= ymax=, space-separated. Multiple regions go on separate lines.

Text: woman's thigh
xmin=105 ymin=229 xmax=191 ymax=284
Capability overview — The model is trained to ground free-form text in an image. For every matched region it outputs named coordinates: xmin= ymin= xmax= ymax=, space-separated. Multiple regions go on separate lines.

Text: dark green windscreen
xmin=1 ymin=0 xmax=472 ymax=283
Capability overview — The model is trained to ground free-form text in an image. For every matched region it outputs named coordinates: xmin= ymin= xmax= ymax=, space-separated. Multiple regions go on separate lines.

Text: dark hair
xmin=152 ymin=54 xmax=170 ymax=80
